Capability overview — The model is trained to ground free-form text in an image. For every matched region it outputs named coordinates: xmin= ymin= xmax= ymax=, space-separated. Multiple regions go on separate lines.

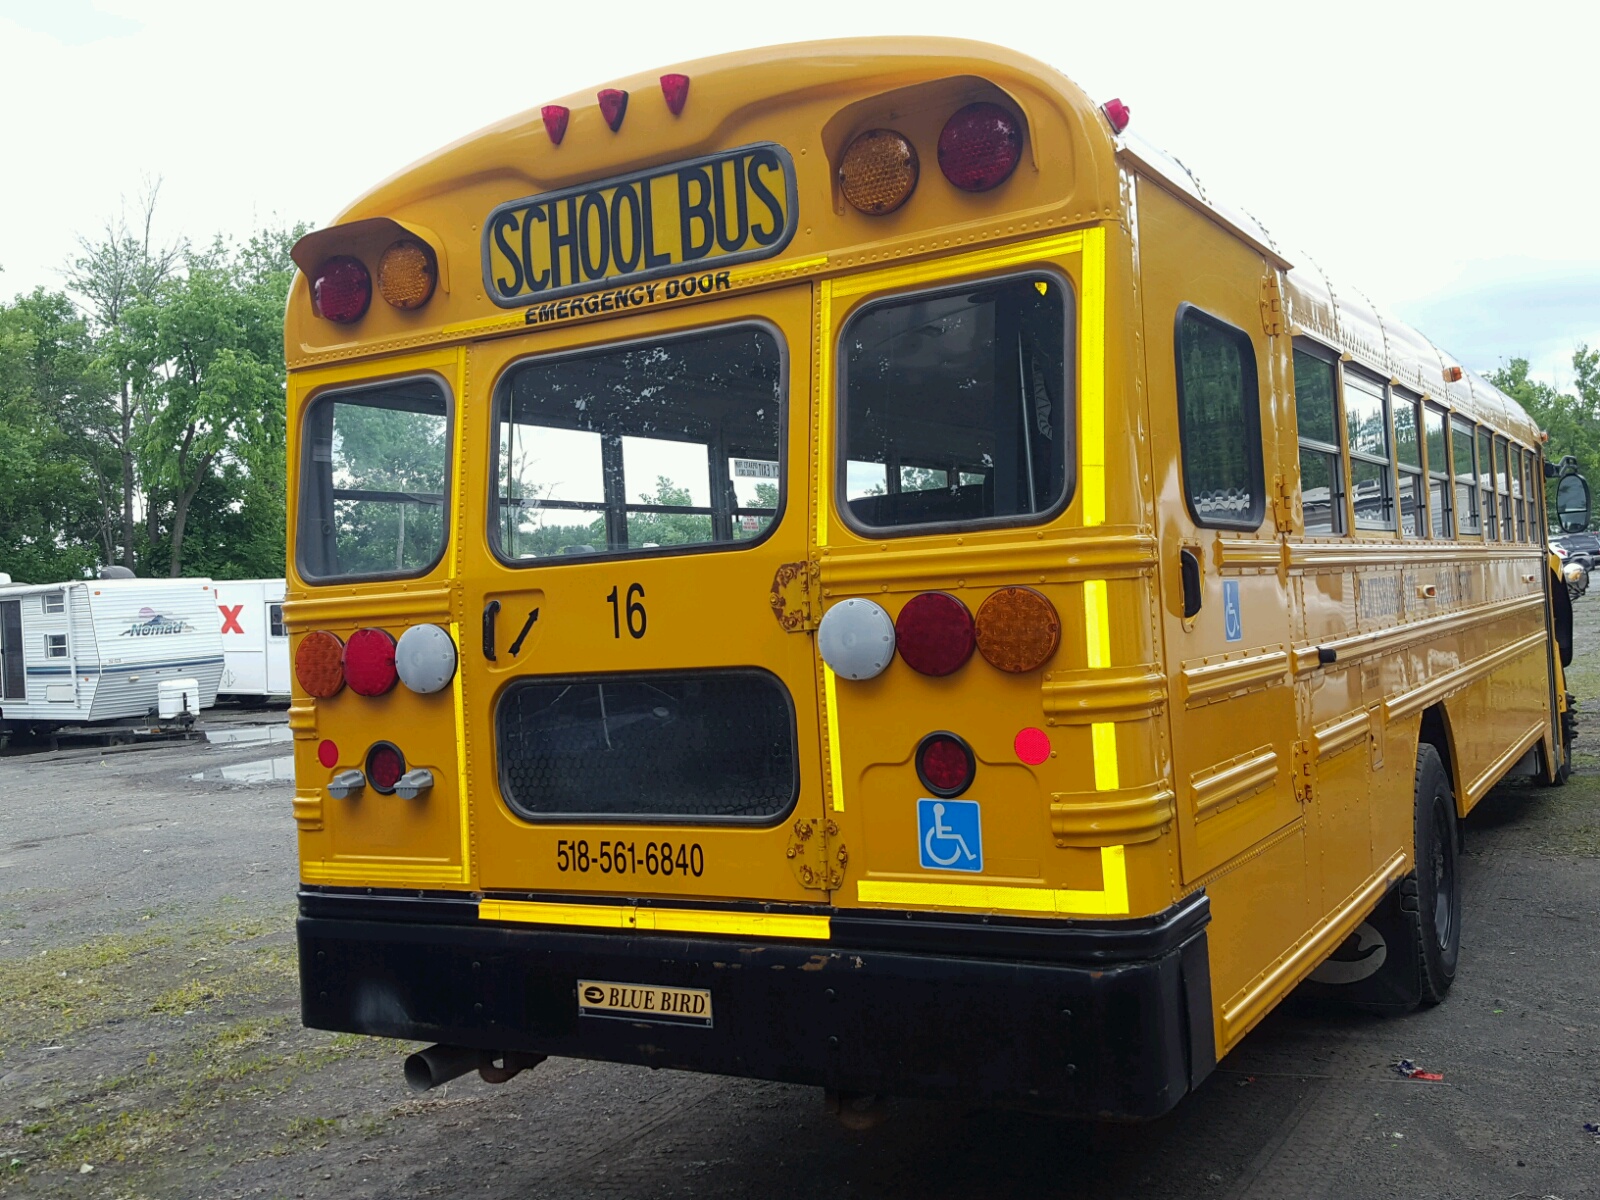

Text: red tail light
xmin=660 ymin=73 xmax=690 ymax=115
xmin=312 ymin=256 xmax=371 ymax=324
xmin=366 ymin=742 xmax=406 ymax=793
xmin=295 ymin=630 xmax=345 ymax=698
xmin=344 ymin=627 xmax=398 ymax=696
xmin=937 ymin=102 xmax=1023 ymax=192
xmin=916 ymin=731 xmax=975 ymax=797
xmin=895 ymin=592 xmax=975 ymax=676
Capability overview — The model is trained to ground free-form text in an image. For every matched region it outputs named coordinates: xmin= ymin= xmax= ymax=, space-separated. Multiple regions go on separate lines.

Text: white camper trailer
xmin=0 ymin=576 xmax=224 ymax=731
xmin=215 ymin=578 xmax=290 ymax=702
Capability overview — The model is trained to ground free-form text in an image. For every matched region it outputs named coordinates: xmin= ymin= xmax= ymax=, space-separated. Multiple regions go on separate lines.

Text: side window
xmin=1524 ymin=449 xmax=1540 ymax=542
xmin=1511 ymin=447 xmax=1526 ymax=542
xmin=495 ymin=325 xmax=785 ymax=559
xmin=1425 ymin=405 xmax=1452 ymax=537
xmin=1393 ymin=392 xmax=1423 ymax=538
xmin=269 ymin=604 xmax=286 ymax=639
xmin=1495 ymin=437 xmax=1513 ymax=540
xmin=1451 ymin=417 xmax=1480 ymax=534
xmin=840 ymin=274 xmax=1072 ymax=533
xmin=1477 ymin=426 xmax=1498 ymax=539
xmin=1344 ymin=371 xmax=1393 ymax=531
xmin=1176 ymin=306 xmax=1263 ymax=530
xmin=1294 ymin=347 xmax=1344 ymax=535
xmin=44 ymin=633 xmax=67 ymax=658
xmin=42 ymin=592 xmax=65 ymax=615
xmin=298 ymin=377 xmax=450 ymax=581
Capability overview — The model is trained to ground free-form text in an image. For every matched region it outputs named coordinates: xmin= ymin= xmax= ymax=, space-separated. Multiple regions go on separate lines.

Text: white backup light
xmin=817 ymin=598 xmax=896 ymax=681
xmin=395 ymin=623 xmax=458 ymax=694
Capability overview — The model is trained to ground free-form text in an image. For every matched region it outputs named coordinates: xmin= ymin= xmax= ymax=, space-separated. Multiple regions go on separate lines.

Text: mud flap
xmin=1296 ymin=881 xmax=1422 ymax=1010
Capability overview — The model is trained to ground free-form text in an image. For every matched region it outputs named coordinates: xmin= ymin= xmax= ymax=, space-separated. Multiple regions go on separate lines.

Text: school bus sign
xmin=482 ymin=143 xmax=797 ymax=306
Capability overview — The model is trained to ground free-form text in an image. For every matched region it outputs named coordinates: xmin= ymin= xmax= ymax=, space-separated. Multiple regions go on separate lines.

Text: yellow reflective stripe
xmin=1079 ymin=225 xmax=1107 ymax=527
xmin=1083 ymin=580 xmax=1111 ymax=668
xmin=449 ymin=620 xmax=472 ymax=885
xmin=814 ymin=278 xmax=833 ymax=548
xmin=824 ymin=665 xmax=845 ymax=811
xmin=857 ymin=845 xmax=1129 ymax=916
xmin=1091 ymin=722 xmax=1120 ymax=792
xmin=478 ymin=899 xmax=831 ymax=940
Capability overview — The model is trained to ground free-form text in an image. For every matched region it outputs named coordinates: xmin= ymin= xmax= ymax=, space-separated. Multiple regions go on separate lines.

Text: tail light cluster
xmin=311 ymin=238 xmax=438 ymax=325
xmin=294 ymin=624 xmax=458 ymax=801
xmin=837 ymin=102 xmax=1024 ymax=217
xmin=817 ymin=586 xmax=1065 ymax=799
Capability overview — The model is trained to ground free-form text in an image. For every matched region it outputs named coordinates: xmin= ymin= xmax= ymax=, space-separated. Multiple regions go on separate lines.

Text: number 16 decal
xmin=607 ymin=583 xmax=647 ymax=639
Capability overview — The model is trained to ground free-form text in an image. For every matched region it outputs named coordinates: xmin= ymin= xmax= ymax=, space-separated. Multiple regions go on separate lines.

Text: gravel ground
xmin=2 ymin=620 xmax=1598 ymax=1200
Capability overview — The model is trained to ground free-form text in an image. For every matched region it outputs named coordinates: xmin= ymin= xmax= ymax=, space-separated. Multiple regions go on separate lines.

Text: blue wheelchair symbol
xmin=917 ymin=798 xmax=983 ymax=873
xmin=1223 ymin=579 xmax=1243 ymax=643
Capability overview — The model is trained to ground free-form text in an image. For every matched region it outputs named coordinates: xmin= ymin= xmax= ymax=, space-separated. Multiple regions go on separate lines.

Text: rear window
xmin=496 ymin=669 xmax=797 ymax=824
xmin=839 ymin=274 xmax=1073 ymax=533
xmin=1176 ymin=306 xmax=1263 ymax=529
xmin=297 ymin=377 xmax=450 ymax=581
xmin=492 ymin=324 xmax=784 ymax=562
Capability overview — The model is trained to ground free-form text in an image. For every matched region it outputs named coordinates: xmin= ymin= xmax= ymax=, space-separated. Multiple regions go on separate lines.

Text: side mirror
xmin=1556 ymin=472 xmax=1592 ymax=534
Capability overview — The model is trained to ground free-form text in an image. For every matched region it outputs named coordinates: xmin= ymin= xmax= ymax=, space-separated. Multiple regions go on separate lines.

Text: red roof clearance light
xmin=937 ymin=102 xmax=1023 ymax=193
xmin=895 ymin=592 xmax=976 ymax=676
xmin=343 ymin=627 xmax=398 ymax=697
xmin=916 ymin=732 xmax=976 ymax=798
xmin=660 ymin=73 xmax=690 ymax=115
xmin=1101 ymin=98 xmax=1131 ymax=134
xmin=366 ymin=742 xmax=406 ymax=794
xmin=598 ymin=88 xmax=629 ymax=131
xmin=312 ymin=256 xmax=371 ymax=324
xmin=542 ymin=105 xmax=570 ymax=145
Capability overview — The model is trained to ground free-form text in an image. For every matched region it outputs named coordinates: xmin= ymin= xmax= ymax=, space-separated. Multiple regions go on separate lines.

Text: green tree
xmin=1490 ymin=349 xmax=1600 ymax=527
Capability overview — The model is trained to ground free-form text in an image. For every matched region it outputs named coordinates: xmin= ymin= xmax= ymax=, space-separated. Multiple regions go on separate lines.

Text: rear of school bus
xmin=287 ymin=38 xmax=1210 ymax=1119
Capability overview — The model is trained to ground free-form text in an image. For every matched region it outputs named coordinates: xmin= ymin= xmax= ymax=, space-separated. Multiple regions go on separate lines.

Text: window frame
xmin=1450 ymin=415 xmax=1481 ymax=536
xmin=1392 ymin=386 xmax=1425 ymax=539
xmin=268 ymin=603 xmax=286 ymax=639
xmin=1173 ymin=303 xmax=1266 ymax=532
xmin=1341 ymin=365 xmax=1397 ymax=535
xmin=489 ymin=319 xmax=790 ymax=568
xmin=42 ymin=591 xmax=64 ymax=615
xmin=1423 ymin=402 xmax=1452 ymax=539
xmin=1495 ymin=435 xmax=1513 ymax=541
xmin=295 ymin=371 xmax=455 ymax=586
xmin=1291 ymin=339 xmax=1346 ymax=537
xmin=1477 ymin=425 xmax=1498 ymax=539
xmin=44 ymin=632 xmax=67 ymax=659
xmin=835 ymin=268 xmax=1077 ymax=541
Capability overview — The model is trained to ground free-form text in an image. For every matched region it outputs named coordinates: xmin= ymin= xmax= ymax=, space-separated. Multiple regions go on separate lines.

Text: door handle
xmin=1179 ymin=549 xmax=1203 ymax=619
xmin=482 ymin=599 xmax=501 ymax=661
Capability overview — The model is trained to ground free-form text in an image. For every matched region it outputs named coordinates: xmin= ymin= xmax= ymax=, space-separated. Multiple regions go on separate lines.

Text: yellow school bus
xmin=285 ymin=38 xmax=1590 ymax=1118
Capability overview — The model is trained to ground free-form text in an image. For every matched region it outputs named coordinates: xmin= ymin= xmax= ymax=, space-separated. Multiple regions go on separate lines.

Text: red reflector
xmin=895 ymin=592 xmax=975 ymax=676
xmin=312 ymin=256 xmax=371 ymax=324
xmin=366 ymin=742 xmax=405 ymax=793
xmin=317 ymin=739 xmax=339 ymax=769
xmin=542 ymin=104 xmax=570 ymax=145
xmin=916 ymin=732 xmax=975 ymax=798
xmin=1101 ymin=97 xmax=1131 ymax=134
xmin=937 ymin=102 xmax=1023 ymax=192
xmin=1014 ymin=727 xmax=1051 ymax=766
xmin=343 ymin=627 xmax=398 ymax=696
xmin=598 ymin=88 xmax=628 ymax=131
xmin=660 ymin=73 xmax=690 ymax=115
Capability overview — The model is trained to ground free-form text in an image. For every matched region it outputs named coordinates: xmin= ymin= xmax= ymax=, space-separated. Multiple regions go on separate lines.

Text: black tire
xmin=1404 ymin=745 xmax=1461 ymax=1005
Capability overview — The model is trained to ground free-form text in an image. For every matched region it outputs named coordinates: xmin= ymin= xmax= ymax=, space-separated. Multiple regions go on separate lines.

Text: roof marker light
xmin=1443 ymin=365 xmax=1464 ymax=383
xmin=1101 ymin=98 xmax=1131 ymax=134
xmin=598 ymin=88 xmax=628 ymax=132
xmin=660 ymin=73 xmax=690 ymax=115
xmin=542 ymin=104 xmax=570 ymax=145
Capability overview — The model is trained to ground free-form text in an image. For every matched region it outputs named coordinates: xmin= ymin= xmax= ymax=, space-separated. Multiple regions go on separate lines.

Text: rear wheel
xmin=1405 ymin=744 xmax=1460 ymax=1005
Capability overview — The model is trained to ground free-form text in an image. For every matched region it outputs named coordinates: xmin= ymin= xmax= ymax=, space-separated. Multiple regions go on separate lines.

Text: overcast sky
xmin=2 ymin=0 xmax=1597 ymax=386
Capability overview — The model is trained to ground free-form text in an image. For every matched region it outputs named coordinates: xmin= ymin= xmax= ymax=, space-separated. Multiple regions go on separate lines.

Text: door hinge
xmin=769 ymin=561 xmax=819 ymax=633
xmin=1260 ymin=271 xmax=1285 ymax=338
xmin=1270 ymin=472 xmax=1295 ymax=533
xmin=787 ymin=817 xmax=846 ymax=891
xmin=1292 ymin=739 xmax=1314 ymax=804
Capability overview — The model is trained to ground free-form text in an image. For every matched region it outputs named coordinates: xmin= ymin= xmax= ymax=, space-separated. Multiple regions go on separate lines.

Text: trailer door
xmin=0 ymin=600 xmax=22 ymax=700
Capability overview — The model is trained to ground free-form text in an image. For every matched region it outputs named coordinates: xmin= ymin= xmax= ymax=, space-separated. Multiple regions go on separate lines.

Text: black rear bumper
xmin=298 ymin=889 xmax=1214 ymax=1119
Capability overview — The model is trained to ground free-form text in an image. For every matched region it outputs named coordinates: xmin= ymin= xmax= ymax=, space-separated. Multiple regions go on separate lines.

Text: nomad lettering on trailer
xmin=120 ymin=607 xmax=194 ymax=637
xmin=482 ymin=143 xmax=797 ymax=305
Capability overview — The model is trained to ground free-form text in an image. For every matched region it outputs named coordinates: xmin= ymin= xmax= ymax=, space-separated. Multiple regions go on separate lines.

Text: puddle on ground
xmin=191 ymin=756 xmax=295 ymax=784
xmin=203 ymin=725 xmax=291 ymax=747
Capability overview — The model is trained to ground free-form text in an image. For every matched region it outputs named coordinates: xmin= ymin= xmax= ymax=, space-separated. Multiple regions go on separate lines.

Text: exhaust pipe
xmin=404 ymin=1044 xmax=489 ymax=1093
xmin=403 ymin=1045 xmax=548 ymax=1092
